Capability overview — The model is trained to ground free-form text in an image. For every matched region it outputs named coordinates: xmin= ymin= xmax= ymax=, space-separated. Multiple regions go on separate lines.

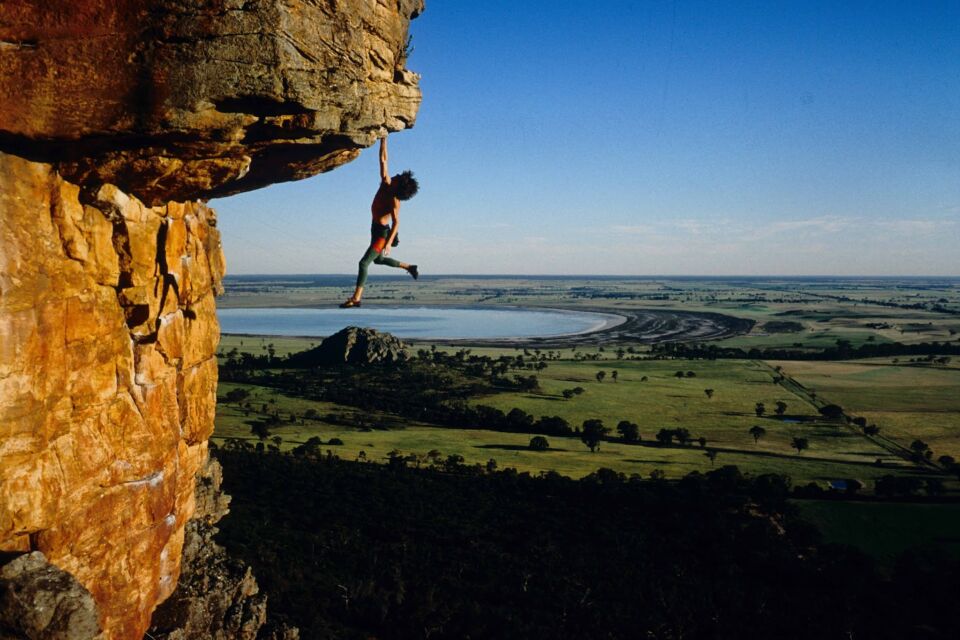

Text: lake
xmin=217 ymin=306 xmax=624 ymax=340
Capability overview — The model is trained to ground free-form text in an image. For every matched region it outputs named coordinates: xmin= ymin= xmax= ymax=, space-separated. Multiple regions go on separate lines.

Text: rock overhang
xmin=0 ymin=0 xmax=424 ymax=205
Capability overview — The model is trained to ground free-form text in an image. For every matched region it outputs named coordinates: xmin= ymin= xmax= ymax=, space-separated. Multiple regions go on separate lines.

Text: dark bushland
xmin=214 ymin=452 xmax=958 ymax=639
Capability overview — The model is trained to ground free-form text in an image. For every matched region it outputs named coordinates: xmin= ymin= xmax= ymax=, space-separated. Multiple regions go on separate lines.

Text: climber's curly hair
xmin=392 ymin=170 xmax=419 ymax=201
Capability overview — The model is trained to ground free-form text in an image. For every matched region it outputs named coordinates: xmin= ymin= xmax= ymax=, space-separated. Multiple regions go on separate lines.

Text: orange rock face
xmin=0 ymin=1 xmax=422 ymax=637
xmin=0 ymin=152 xmax=225 ymax=639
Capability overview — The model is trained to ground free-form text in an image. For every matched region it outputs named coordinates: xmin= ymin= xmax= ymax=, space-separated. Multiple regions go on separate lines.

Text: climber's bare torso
xmin=371 ymin=180 xmax=399 ymax=226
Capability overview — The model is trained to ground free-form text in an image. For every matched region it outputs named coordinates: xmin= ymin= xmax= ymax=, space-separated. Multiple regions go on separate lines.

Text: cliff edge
xmin=0 ymin=1 xmax=422 ymax=638
xmin=0 ymin=0 xmax=422 ymax=204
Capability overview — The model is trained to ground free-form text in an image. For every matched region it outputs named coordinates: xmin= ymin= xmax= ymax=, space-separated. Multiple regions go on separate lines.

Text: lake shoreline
xmin=218 ymin=304 xmax=752 ymax=346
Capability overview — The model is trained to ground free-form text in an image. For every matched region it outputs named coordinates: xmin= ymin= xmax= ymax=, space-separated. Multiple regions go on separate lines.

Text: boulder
xmin=0 ymin=552 xmax=102 ymax=640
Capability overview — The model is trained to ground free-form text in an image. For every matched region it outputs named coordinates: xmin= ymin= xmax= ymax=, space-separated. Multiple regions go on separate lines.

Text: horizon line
xmin=222 ymin=273 xmax=960 ymax=279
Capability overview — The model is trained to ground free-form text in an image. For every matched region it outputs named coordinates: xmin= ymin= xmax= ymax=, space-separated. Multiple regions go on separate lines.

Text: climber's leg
xmin=341 ymin=246 xmax=378 ymax=306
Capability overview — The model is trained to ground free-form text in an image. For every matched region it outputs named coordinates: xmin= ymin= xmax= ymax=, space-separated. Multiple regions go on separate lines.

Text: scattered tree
xmin=909 ymin=439 xmax=932 ymax=461
xmin=774 ymin=401 xmax=787 ymax=416
xmin=581 ymin=419 xmax=609 ymax=452
xmin=755 ymin=402 xmax=766 ymax=417
xmin=596 ymin=371 xmax=606 ymax=383
xmin=749 ymin=425 xmax=767 ymax=444
xmin=705 ymin=450 xmax=718 ymax=465
xmin=698 ymin=436 xmax=707 ymax=448
xmin=616 ymin=420 xmax=640 ymax=443
xmin=704 ymin=388 xmax=714 ymax=399
xmin=224 ymin=387 xmax=250 ymax=404
xmin=611 ymin=370 xmax=619 ymax=383
xmin=251 ymin=420 xmax=272 ymax=441
xmin=529 ymin=436 xmax=550 ymax=451
xmin=818 ymin=404 xmax=845 ymax=420
xmin=791 ymin=437 xmax=809 ymax=455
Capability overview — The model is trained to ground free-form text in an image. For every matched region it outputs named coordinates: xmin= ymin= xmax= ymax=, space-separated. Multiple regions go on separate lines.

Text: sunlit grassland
xmin=212 ymin=354 xmax=932 ymax=486
xmin=770 ymin=360 xmax=960 ymax=458
xmin=213 ymin=388 xmax=916 ymax=485
xmin=477 ymin=358 xmax=898 ymax=467
xmin=218 ymin=334 xmax=320 ymax=359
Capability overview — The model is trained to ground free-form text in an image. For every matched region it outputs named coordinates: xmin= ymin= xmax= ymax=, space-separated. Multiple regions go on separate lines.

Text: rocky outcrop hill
xmin=287 ymin=326 xmax=408 ymax=367
xmin=0 ymin=2 xmax=422 ymax=638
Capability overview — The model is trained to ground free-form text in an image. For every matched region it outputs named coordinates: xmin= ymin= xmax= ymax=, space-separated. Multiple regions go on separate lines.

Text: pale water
xmin=217 ymin=306 xmax=623 ymax=340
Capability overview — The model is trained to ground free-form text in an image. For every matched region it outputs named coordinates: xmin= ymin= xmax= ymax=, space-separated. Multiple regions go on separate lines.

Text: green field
xmin=796 ymin=500 xmax=960 ymax=566
xmin=214 ymin=276 xmax=959 ymax=490
xmin=213 ymin=349 xmax=947 ymax=488
xmin=771 ymin=360 xmax=960 ymax=459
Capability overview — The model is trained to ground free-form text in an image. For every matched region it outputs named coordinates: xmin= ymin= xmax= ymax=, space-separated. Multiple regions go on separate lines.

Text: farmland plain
xmin=213 ymin=274 xmax=959 ymax=491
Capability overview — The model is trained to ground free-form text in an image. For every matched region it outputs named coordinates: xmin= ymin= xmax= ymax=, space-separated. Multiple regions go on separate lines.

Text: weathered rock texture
xmin=0 ymin=152 xmax=225 ymax=639
xmin=0 ymin=551 xmax=102 ymax=639
xmin=147 ymin=458 xmax=297 ymax=640
xmin=0 ymin=0 xmax=423 ymax=205
xmin=0 ymin=1 xmax=421 ymax=637
xmin=287 ymin=326 xmax=408 ymax=366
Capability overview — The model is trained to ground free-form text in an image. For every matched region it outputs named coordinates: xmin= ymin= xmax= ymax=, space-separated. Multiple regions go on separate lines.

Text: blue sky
xmin=213 ymin=1 xmax=960 ymax=275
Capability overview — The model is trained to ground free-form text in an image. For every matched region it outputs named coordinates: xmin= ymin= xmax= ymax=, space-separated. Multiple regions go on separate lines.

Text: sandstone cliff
xmin=0 ymin=0 xmax=422 ymax=205
xmin=0 ymin=1 xmax=422 ymax=638
xmin=0 ymin=152 xmax=225 ymax=639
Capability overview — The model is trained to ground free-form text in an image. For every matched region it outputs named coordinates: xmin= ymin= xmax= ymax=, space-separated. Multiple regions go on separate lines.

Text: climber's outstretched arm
xmin=379 ymin=136 xmax=390 ymax=183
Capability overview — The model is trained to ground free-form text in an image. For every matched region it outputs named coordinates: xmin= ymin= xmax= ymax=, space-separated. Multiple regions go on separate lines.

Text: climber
xmin=340 ymin=135 xmax=419 ymax=308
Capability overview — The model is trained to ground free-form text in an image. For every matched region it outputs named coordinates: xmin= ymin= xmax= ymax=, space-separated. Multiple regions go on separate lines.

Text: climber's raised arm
xmin=379 ymin=136 xmax=390 ymax=183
